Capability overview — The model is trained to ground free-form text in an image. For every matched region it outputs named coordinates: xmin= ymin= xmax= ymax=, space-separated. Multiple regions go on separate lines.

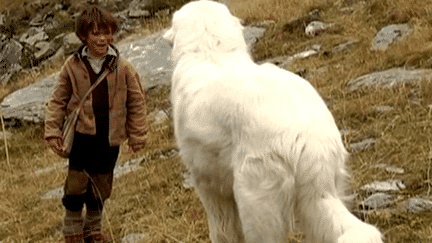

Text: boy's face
xmin=85 ymin=27 xmax=113 ymax=58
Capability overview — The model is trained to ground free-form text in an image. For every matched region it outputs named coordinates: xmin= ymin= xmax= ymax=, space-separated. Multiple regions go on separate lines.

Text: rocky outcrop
xmin=347 ymin=68 xmax=432 ymax=91
xmin=0 ymin=0 xmax=173 ymax=84
xmin=0 ymin=26 xmax=265 ymax=126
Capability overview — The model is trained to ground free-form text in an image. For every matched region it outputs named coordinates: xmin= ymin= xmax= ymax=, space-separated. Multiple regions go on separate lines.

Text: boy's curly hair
xmin=75 ymin=5 xmax=119 ymax=44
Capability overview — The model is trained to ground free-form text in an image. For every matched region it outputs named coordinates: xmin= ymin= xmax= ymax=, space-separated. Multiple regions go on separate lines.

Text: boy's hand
xmin=47 ymin=137 xmax=63 ymax=155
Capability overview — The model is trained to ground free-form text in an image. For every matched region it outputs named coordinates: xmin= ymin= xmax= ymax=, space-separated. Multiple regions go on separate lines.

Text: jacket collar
xmin=75 ymin=44 xmax=120 ymax=72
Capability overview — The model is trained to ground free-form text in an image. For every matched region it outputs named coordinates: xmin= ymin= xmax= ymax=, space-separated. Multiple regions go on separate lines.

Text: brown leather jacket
xmin=44 ymin=45 xmax=147 ymax=147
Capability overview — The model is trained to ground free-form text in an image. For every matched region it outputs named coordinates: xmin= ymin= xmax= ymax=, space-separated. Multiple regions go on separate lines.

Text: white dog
xmin=163 ymin=1 xmax=383 ymax=243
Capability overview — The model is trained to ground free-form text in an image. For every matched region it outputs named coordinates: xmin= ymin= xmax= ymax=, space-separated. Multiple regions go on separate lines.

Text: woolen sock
xmin=62 ymin=213 xmax=84 ymax=237
xmin=83 ymin=209 xmax=103 ymax=237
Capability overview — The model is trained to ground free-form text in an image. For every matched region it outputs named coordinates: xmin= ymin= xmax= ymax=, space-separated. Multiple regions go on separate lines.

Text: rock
xmin=30 ymin=0 xmax=50 ymax=12
xmin=29 ymin=14 xmax=44 ymax=27
xmin=371 ymin=24 xmax=413 ymax=51
xmin=0 ymin=33 xmax=7 ymax=46
xmin=332 ymin=39 xmax=360 ymax=53
xmin=243 ymin=26 xmax=266 ymax=52
xmin=35 ymin=34 xmax=65 ymax=63
xmin=283 ymin=9 xmax=321 ymax=35
xmin=20 ymin=30 xmax=49 ymax=46
xmin=0 ymin=14 xmax=5 ymax=26
xmin=31 ymin=161 xmax=68 ymax=177
xmin=348 ymin=138 xmax=376 ymax=152
xmin=0 ymin=40 xmax=23 ymax=84
xmin=4 ymin=71 xmax=55 ymax=106
xmin=127 ymin=0 xmax=170 ymax=17
xmin=42 ymin=13 xmax=62 ymax=34
xmin=340 ymin=7 xmax=355 ymax=15
xmin=49 ymin=46 xmax=65 ymax=63
xmin=404 ymin=198 xmax=432 ymax=213
xmin=150 ymin=110 xmax=169 ymax=125
xmin=41 ymin=187 xmax=63 ymax=199
xmin=20 ymin=27 xmax=43 ymax=40
xmin=114 ymin=11 xmax=141 ymax=35
xmin=63 ymin=32 xmax=82 ymax=55
xmin=34 ymin=41 xmax=51 ymax=60
xmin=305 ymin=21 xmax=333 ymax=37
xmin=374 ymin=163 xmax=404 ymax=174
xmin=1 ymin=72 xmax=56 ymax=123
xmin=122 ymin=232 xmax=150 ymax=243
xmin=128 ymin=9 xmax=151 ymax=18
xmin=373 ymin=105 xmax=394 ymax=113
xmin=360 ymin=179 xmax=406 ymax=193
xmin=347 ymin=68 xmax=432 ymax=91
xmin=114 ymin=157 xmax=143 ymax=177
xmin=259 ymin=46 xmax=319 ymax=71
xmin=293 ymin=49 xmax=319 ymax=59
xmin=116 ymin=30 xmax=174 ymax=90
xmin=360 ymin=193 xmax=397 ymax=209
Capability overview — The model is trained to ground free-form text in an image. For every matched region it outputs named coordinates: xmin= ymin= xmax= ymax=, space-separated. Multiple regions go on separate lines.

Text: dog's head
xmin=163 ymin=0 xmax=247 ymax=62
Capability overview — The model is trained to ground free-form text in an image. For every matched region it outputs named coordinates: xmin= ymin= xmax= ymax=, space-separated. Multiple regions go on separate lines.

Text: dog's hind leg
xmin=233 ymin=154 xmax=296 ymax=243
xmin=190 ymin=149 xmax=245 ymax=243
xmin=194 ymin=182 xmax=245 ymax=243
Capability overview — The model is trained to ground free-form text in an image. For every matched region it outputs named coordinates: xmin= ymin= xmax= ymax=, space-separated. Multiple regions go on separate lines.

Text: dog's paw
xmin=338 ymin=224 xmax=383 ymax=243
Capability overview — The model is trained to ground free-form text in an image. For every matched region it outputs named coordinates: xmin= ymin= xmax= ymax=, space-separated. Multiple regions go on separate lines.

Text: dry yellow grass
xmin=1 ymin=0 xmax=432 ymax=242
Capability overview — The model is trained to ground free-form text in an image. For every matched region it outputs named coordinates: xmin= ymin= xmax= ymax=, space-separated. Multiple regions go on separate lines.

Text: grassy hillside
xmin=1 ymin=0 xmax=432 ymax=242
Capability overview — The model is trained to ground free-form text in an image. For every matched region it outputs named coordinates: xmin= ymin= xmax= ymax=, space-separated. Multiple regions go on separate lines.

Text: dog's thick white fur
xmin=163 ymin=1 xmax=383 ymax=242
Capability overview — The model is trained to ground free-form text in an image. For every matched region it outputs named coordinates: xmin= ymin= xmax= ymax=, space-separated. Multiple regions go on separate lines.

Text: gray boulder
xmin=1 ymin=73 xmax=56 ymax=124
xmin=360 ymin=179 xmax=406 ymax=193
xmin=0 ymin=40 xmax=23 ymax=84
xmin=34 ymin=42 xmax=51 ymax=60
xmin=20 ymin=29 xmax=49 ymax=46
xmin=35 ymin=34 xmax=65 ymax=63
xmin=360 ymin=193 xmax=397 ymax=210
xmin=347 ymin=68 xmax=432 ymax=91
xmin=371 ymin=24 xmax=413 ymax=51
xmin=405 ymin=198 xmax=432 ymax=213
xmin=116 ymin=30 xmax=174 ymax=89
xmin=244 ymin=26 xmax=266 ymax=51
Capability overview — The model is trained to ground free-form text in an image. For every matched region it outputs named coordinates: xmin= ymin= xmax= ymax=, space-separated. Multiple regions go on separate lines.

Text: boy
xmin=44 ymin=5 xmax=147 ymax=243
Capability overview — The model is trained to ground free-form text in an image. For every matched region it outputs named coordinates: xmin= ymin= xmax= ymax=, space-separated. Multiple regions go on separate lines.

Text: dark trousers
xmin=62 ymin=127 xmax=119 ymax=212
